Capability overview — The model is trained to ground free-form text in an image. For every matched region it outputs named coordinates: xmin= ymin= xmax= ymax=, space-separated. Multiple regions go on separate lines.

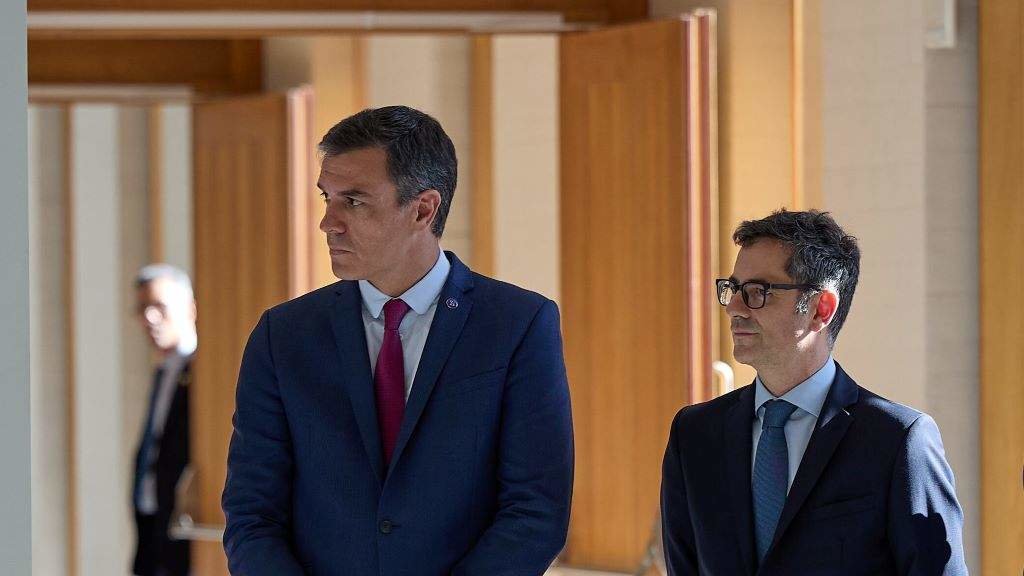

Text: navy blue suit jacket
xmin=222 ymin=253 xmax=573 ymax=576
xmin=661 ymin=362 xmax=967 ymax=575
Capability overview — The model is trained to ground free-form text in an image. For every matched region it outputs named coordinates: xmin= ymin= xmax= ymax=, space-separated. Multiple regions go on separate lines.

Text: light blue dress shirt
xmin=358 ymin=250 xmax=450 ymax=400
xmin=752 ymin=356 xmax=836 ymax=492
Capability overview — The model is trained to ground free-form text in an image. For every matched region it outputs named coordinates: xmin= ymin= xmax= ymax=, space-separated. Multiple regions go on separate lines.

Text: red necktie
xmin=375 ymin=298 xmax=411 ymax=466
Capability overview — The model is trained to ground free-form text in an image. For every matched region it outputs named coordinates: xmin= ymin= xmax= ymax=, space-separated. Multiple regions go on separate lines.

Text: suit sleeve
xmin=887 ymin=414 xmax=968 ymax=576
xmin=221 ymin=311 xmax=305 ymax=576
xmin=661 ymin=409 xmax=700 ymax=575
xmin=451 ymin=300 xmax=574 ymax=576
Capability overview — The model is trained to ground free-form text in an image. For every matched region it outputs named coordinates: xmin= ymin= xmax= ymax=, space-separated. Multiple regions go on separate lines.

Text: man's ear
xmin=810 ymin=289 xmax=839 ymax=334
xmin=415 ymin=189 xmax=442 ymax=231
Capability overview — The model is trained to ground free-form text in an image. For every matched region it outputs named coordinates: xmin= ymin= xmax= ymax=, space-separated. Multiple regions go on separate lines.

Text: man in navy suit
xmin=222 ymin=106 xmax=573 ymax=576
xmin=661 ymin=210 xmax=967 ymax=575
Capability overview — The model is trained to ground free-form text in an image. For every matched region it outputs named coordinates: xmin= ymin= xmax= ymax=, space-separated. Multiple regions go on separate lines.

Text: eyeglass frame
xmin=715 ymin=278 xmax=820 ymax=310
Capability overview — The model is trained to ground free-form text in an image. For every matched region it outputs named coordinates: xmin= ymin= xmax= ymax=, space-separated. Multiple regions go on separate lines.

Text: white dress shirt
xmin=752 ymin=356 xmax=836 ymax=492
xmin=358 ymin=250 xmax=450 ymax=400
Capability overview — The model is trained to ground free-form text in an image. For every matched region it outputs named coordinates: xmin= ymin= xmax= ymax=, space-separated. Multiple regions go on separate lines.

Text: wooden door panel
xmin=561 ymin=15 xmax=714 ymax=572
xmin=192 ymin=93 xmax=291 ymax=575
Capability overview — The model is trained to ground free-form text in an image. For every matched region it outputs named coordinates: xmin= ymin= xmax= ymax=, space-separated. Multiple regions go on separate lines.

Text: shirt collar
xmin=358 ymin=249 xmax=450 ymax=319
xmin=754 ymin=355 xmax=836 ymax=419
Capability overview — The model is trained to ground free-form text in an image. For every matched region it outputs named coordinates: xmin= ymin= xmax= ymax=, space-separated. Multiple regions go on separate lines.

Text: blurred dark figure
xmin=132 ymin=264 xmax=196 ymax=576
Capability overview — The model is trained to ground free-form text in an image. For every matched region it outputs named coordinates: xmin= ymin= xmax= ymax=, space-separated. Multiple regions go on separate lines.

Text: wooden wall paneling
xmin=192 ymin=93 xmax=291 ymax=575
xmin=650 ymin=0 xmax=794 ymax=390
xmin=470 ymin=34 xmax=495 ymax=276
xmin=28 ymin=39 xmax=262 ymax=95
xmin=979 ymin=0 xmax=1024 ymax=573
xmin=560 ymin=16 xmax=711 ymax=572
xmin=147 ymin=106 xmax=165 ymax=262
xmin=62 ymin=105 xmax=78 ymax=576
xmin=28 ymin=0 xmax=648 ymax=24
xmin=689 ymin=11 xmax=715 ymax=405
xmin=287 ymin=86 xmax=316 ymax=298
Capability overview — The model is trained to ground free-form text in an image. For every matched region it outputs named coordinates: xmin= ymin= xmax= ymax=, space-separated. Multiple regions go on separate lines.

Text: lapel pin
xmin=446 ymin=298 xmax=459 ymax=309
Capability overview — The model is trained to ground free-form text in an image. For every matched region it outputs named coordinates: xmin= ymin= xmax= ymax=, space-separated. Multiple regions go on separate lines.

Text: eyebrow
xmin=728 ymin=276 xmax=770 ymax=284
xmin=316 ymin=182 xmax=368 ymax=197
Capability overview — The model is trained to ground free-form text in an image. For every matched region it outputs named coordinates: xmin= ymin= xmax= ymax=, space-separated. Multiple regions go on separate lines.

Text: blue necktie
xmin=752 ymin=399 xmax=798 ymax=563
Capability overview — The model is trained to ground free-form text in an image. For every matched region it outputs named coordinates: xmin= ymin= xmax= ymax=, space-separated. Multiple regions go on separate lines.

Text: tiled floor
xmin=546 ymin=567 xmax=630 ymax=576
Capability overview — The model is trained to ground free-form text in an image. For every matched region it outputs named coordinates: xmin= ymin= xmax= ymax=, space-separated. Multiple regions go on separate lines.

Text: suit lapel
xmin=386 ymin=252 xmax=474 ymax=479
xmin=329 ymin=281 xmax=384 ymax=484
xmin=767 ymin=363 xmax=858 ymax=557
xmin=724 ymin=385 xmax=757 ymax=575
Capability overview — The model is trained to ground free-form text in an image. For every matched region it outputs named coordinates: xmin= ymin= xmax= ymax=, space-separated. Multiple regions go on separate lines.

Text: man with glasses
xmin=661 ymin=210 xmax=967 ymax=575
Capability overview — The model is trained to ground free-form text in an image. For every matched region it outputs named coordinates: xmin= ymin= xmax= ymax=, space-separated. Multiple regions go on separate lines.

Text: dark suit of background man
xmin=662 ymin=210 xmax=967 ymax=575
xmin=222 ymin=105 xmax=574 ymax=576
xmin=132 ymin=264 xmax=197 ymax=576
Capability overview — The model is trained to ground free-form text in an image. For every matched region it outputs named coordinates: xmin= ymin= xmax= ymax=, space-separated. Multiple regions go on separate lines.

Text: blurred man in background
xmin=132 ymin=263 xmax=196 ymax=576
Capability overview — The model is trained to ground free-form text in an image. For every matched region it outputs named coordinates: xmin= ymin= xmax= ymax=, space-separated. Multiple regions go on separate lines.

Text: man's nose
xmin=724 ymin=289 xmax=749 ymax=318
xmin=319 ymin=205 xmax=345 ymax=234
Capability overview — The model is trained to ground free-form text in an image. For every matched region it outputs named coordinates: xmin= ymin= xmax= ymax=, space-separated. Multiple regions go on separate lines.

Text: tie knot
xmin=382 ymin=298 xmax=411 ymax=331
xmin=762 ymin=399 xmax=797 ymax=428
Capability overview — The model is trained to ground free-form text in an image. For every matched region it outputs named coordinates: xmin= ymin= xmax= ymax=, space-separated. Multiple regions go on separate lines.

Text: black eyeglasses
xmin=715 ymin=278 xmax=819 ymax=310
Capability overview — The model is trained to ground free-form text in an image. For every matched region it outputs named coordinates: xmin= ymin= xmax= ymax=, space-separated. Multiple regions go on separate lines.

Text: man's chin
xmin=731 ymin=344 xmax=757 ymax=366
xmin=330 ymin=260 xmax=364 ymax=282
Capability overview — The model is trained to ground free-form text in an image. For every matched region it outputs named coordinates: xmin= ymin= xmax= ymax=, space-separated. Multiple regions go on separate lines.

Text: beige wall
xmin=492 ymin=34 xmax=560 ymax=302
xmin=366 ymin=35 xmax=474 ymax=261
xmin=818 ymin=1 xmax=979 ymax=570
xmin=923 ymin=0 xmax=979 ymax=566
xmin=158 ymin=104 xmax=194 ymax=277
xmin=29 ymin=105 xmax=70 ymax=576
xmin=71 ymin=104 xmax=134 ymax=576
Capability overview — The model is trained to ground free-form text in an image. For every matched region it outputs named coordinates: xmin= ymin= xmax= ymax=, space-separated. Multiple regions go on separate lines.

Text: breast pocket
xmin=806 ymin=493 xmax=876 ymax=521
xmin=431 ymin=366 xmax=506 ymax=402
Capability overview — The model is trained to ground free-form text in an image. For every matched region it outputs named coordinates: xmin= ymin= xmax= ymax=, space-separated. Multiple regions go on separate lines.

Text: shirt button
xmin=379 ymin=520 xmax=393 ymax=534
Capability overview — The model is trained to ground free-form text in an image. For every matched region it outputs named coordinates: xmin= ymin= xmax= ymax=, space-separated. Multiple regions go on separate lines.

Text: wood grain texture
xmin=978 ymin=0 xmax=1024 ymax=573
xmin=147 ymin=106 xmax=164 ymax=262
xmin=28 ymin=0 xmax=647 ymax=23
xmin=560 ymin=17 xmax=711 ymax=571
xmin=61 ymin=105 xmax=78 ymax=576
xmin=29 ymin=38 xmax=261 ymax=94
xmin=470 ymin=34 xmax=494 ymax=276
xmin=192 ymin=93 xmax=291 ymax=574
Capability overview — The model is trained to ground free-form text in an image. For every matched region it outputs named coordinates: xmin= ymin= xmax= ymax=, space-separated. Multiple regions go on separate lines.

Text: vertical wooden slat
xmin=147 ymin=105 xmax=164 ymax=262
xmin=697 ymin=10 xmax=719 ymax=401
xmin=470 ymin=34 xmax=495 ymax=276
xmin=560 ymin=17 xmax=711 ymax=571
xmin=979 ymin=0 xmax=1024 ymax=573
xmin=62 ymin=103 xmax=78 ymax=576
xmin=287 ymin=87 xmax=314 ymax=298
xmin=192 ymin=93 xmax=291 ymax=575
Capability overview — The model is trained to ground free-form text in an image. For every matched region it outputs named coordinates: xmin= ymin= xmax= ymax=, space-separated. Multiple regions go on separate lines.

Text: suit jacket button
xmin=379 ymin=520 xmax=393 ymax=534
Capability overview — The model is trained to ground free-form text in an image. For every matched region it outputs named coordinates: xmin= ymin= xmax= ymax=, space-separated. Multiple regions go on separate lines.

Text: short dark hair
xmin=733 ymin=209 xmax=860 ymax=346
xmin=318 ymin=106 xmax=457 ymax=237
